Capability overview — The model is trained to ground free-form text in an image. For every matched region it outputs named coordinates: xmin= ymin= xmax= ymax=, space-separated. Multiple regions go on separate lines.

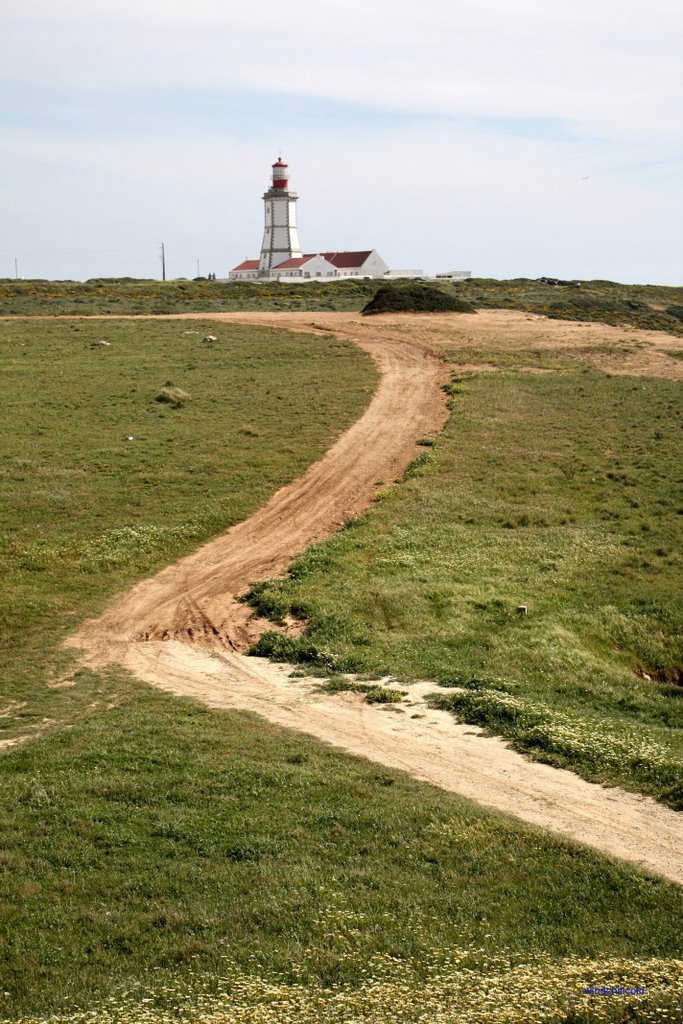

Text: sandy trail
xmin=67 ymin=311 xmax=683 ymax=885
xmin=70 ymin=314 xmax=449 ymax=653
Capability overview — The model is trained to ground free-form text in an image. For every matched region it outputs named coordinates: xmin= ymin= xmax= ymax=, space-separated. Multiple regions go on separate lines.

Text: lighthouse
xmin=229 ymin=155 xmax=397 ymax=281
xmin=258 ymin=157 xmax=303 ymax=274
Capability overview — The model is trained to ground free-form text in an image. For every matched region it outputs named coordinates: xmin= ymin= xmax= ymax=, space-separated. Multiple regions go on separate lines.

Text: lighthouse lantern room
xmin=258 ymin=156 xmax=303 ymax=274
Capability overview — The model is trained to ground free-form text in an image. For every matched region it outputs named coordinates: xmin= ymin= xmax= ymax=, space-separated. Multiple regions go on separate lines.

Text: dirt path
xmin=69 ymin=314 xmax=450 ymax=654
xmin=68 ymin=311 xmax=683 ymax=885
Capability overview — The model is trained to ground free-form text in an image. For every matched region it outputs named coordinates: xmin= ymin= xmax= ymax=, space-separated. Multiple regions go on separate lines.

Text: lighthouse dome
xmin=271 ymin=157 xmax=289 ymax=190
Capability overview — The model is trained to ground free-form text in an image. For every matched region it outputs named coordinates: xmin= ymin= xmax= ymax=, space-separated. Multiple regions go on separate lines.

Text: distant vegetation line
xmin=2 ymin=276 xmax=683 ymax=334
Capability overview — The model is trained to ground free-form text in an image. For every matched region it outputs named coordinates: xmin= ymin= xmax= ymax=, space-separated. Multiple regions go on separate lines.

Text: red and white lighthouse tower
xmin=258 ymin=157 xmax=303 ymax=274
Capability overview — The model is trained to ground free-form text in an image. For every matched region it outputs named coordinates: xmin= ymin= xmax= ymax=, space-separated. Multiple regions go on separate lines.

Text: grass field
xmin=2 ymin=276 xmax=683 ymax=336
xmin=455 ymin=277 xmax=683 ymax=335
xmin=248 ymin=365 xmax=683 ymax=809
xmin=2 ymin=687 xmax=682 ymax=1022
xmin=0 ymin=278 xmax=377 ymax=316
xmin=0 ymin=317 xmax=376 ymax=743
xmin=1 ymin=314 xmax=682 ymax=1023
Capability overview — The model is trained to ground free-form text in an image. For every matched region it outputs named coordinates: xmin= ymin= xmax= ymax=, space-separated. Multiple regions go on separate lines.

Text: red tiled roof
xmin=318 ymin=250 xmax=374 ymax=268
xmin=232 ymin=252 xmax=375 ymax=273
xmin=274 ymin=256 xmax=311 ymax=269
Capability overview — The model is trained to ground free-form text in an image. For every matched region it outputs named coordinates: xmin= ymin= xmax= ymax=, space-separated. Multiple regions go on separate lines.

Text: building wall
xmin=228 ymin=269 xmax=259 ymax=280
xmin=275 ymin=255 xmax=337 ymax=279
xmin=334 ymin=251 xmax=389 ymax=278
xmin=359 ymin=251 xmax=389 ymax=277
xmin=231 ymin=251 xmax=392 ymax=281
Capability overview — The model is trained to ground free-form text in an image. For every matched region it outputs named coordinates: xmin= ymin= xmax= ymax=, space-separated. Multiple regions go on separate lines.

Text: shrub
xmin=404 ymin=450 xmax=433 ymax=478
xmin=155 ymin=384 xmax=191 ymax=408
xmin=243 ymin=581 xmax=290 ymax=623
xmin=364 ymin=686 xmax=406 ymax=704
xmin=361 ymin=284 xmax=477 ymax=316
xmin=249 ymin=631 xmax=351 ymax=672
xmin=317 ymin=678 xmax=407 ymax=703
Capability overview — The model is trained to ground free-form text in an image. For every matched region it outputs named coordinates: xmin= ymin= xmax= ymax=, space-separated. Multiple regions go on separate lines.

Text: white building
xmin=229 ymin=157 xmax=393 ymax=281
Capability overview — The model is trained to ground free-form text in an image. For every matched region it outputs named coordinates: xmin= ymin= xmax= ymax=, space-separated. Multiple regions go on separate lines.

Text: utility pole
xmin=160 ymin=242 xmax=166 ymax=281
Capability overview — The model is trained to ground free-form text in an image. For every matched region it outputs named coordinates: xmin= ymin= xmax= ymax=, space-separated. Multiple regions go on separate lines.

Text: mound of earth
xmin=362 ymin=283 xmax=477 ymax=316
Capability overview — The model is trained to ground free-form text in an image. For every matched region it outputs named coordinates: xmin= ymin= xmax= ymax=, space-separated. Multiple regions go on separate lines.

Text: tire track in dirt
xmin=66 ymin=312 xmax=683 ymax=885
xmin=69 ymin=313 xmax=449 ymax=654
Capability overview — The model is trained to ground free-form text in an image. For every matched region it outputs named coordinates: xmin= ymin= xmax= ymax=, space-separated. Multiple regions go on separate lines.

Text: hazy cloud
xmin=2 ymin=0 xmax=681 ymax=280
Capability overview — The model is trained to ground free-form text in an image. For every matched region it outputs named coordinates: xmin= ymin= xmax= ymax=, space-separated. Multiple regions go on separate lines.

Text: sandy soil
xmin=69 ymin=313 xmax=450 ymax=653
xmin=36 ymin=307 xmax=683 ymax=379
xmin=66 ymin=311 xmax=683 ymax=884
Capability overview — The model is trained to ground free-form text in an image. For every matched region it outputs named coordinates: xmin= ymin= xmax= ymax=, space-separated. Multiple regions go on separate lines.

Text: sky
xmin=1 ymin=0 xmax=682 ymax=284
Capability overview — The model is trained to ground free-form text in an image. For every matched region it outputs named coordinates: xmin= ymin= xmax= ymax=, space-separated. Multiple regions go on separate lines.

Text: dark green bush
xmin=362 ymin=284 xmax=477 ymax=316
xmin=243 ymin=581 xmax=291 ymax=623
xmin=249 ymin=630 xmax=352 ymax=672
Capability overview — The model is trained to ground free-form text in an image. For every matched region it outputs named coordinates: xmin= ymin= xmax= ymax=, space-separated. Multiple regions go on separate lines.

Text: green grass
xmin=0 ymin=278 xmax=378 ymax=316
xmin=0 ymin=317 xmax=377 ymax=741
xmin=455 ymin=277 xmax=683 ymax=335
xmin=246 ymin=367 xmax=683 ymax=807
xmin=2 ymin=276 xmax=683 ymax=337
xmin=1 ymin=684 xmax=682 ymax=1020
xmin=1 ymin=315 xmax=682 ymax=1023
